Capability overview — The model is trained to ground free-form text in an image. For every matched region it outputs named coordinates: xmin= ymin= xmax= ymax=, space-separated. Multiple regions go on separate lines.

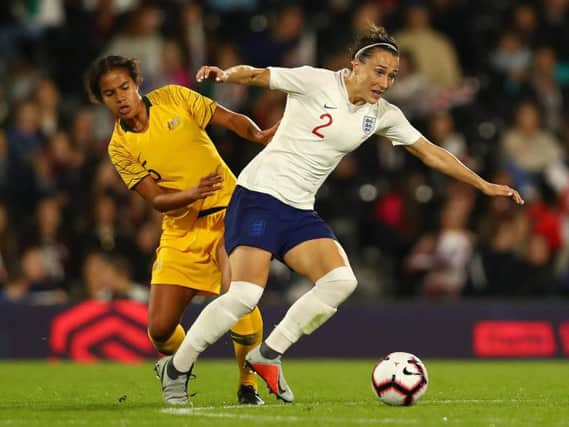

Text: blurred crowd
xmin=0 ymin=0 xmax=569 ymax=305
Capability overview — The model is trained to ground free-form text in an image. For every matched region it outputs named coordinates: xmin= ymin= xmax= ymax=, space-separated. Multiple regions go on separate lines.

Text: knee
xmin=342 ymin=272 xmax=358 ymax=296
xmin=314 ymin=266 xmax=358 ymax=306
xmin=220 ymin=281 xmax=264 ymax=314
xmin=147 ymin=316 xmax=177 ymax=343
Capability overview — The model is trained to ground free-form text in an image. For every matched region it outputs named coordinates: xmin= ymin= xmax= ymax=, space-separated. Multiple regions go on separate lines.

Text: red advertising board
xmin=473 ymin=321 xmax=556 ymax=357
xmin=50 ymin=300 xmax=158 ymax=362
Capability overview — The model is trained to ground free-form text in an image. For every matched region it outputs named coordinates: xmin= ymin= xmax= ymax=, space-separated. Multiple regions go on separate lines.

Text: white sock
xmin=265 ymin=266 xmax=357 ymax=354
xmin=173 ymin=281 xmax=264 ymax=372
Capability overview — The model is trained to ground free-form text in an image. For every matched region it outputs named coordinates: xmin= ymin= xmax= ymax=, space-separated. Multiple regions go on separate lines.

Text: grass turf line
xmin=0 ymin=360 xmax=568 ymax=427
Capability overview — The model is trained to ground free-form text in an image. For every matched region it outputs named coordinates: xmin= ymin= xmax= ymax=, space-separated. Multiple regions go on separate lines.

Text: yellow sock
xmin=148 ymin=324 xmax=185 ymax=355
xmin=230 ymin=306 xmax=263 ymax=388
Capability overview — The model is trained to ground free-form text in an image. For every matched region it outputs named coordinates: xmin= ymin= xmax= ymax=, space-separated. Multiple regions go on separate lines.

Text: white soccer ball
xmin=371 ymin=352 xmax=428 ymax=406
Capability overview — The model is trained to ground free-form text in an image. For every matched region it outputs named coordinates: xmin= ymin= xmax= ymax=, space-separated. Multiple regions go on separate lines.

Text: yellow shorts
xmin=151 ymin=210 xmax=224 ymax=295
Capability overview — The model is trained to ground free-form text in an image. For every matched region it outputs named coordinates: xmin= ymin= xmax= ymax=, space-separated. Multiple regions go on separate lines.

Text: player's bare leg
xmin=147 ymin=284 xmax=196 ymax=354
xmin=170 ymin=247 xmax=270 ymax=398
xmin=149 ymin=285 xmax=197 ymax=405
xmin=246 ymin=239 xmax=357 ymax=402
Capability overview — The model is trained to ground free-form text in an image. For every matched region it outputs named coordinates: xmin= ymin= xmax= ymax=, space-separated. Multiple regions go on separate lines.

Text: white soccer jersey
xmin=237 ymin=66 xmax=423 ymax=209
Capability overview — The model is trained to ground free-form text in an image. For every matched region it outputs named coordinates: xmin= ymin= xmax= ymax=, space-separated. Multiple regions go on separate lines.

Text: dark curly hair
xmin=349 ymin=24 xmax=398 ymax=63
xmin=84 ymin=55 xmax=143 ymax=103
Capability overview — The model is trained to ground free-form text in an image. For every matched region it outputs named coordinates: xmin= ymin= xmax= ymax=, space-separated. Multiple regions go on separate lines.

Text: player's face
xmin=99 ymin=68 xmax=142 ymax=120
xmin=353 ymin=50 xmax=399 ymax=104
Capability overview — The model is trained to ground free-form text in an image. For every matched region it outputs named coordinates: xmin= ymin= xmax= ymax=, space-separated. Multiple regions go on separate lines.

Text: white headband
xmin=354 ymin=42 xmax=398 ymax=60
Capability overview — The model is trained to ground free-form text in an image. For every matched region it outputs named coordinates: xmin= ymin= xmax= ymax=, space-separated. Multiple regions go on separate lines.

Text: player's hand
xmin=196 ymin=66 xmax=227 ymax=83
xmin=256 ymin=119 xmax=281 ymax=145
xmin=190 ymin=170 xmax=223 ymax=201
xmin=482 ymin=182 xmax=525 ymax=205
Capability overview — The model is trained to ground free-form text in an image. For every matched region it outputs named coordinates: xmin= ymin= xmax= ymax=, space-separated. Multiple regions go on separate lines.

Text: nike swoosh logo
xmin=323 ymin=104 xmax=337 ymax=109
xmin=403 ymin=367 xmax=421 ymax=376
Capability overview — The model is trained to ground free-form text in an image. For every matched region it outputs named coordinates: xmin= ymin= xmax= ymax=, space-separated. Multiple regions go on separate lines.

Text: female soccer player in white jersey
xmin=156 ymin=25 xmax=524 ymax=404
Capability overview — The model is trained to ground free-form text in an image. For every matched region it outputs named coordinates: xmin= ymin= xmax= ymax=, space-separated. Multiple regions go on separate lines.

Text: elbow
xmin=151 ymin=197 xmax=169 ymax=213
xmin=153 ymin=203 xmax=168 ymax=213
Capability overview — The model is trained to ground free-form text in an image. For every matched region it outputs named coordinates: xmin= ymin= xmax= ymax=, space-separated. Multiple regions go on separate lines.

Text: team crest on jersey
xmin=167 ymin=117 xmax=181 ymax=130
xmin=362 ymin=116 xmax=376 ymax=134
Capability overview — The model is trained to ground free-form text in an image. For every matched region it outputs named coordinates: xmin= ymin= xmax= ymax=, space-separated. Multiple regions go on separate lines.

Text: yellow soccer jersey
xmin=108 ymin=85 xmax=236 ymax=233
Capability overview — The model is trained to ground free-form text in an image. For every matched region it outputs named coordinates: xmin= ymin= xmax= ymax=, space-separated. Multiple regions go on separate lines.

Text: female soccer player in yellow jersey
xmin=85 ymin=55 xmax=277 ymax=405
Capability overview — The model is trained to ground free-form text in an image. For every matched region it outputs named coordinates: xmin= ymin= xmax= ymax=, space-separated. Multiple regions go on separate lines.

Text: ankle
xmin=167 ymin=358 xmax=191 ymax=379
xmin=260 ymin=342 xmax=282 ymax=359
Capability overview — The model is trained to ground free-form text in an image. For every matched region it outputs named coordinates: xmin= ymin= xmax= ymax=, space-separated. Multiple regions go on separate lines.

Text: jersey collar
xmin=119 ymin=95 xmax=152 ymax=133
xmin=338 ymin=69 xmax=364 ymax=113
xmin=338 ymin=69 xmax=380 ymax=114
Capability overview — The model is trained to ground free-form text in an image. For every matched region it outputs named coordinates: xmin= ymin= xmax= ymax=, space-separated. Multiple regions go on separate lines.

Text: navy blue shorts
xmin=224 ymin=186 xmax=336 ymax=262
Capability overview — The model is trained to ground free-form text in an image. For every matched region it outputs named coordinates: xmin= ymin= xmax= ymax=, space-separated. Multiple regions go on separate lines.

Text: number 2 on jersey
xmin=312 ymin=113 xmax=333 ymax=138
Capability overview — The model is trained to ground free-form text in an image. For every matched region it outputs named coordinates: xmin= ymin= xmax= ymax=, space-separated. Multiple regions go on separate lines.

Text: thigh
xmin=154 ymin=211 xmax=226 ymax=294
xmin=148 ymin=284 xmax=197 ymax=330
xmin=283 ymin=238 xmax=350 ymax=283
xmin=229 ymin=245 xmax=272 ymax=287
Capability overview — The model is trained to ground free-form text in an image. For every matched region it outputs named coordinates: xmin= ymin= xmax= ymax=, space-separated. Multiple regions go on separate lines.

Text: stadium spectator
xmin=500 ymin=100 xmax=564 ymax=196
xmin=0 ymin=1 xmax=566 ymax=305
xmin=537 ymin=0 xmax=569 ymax=61
xmin=243 ymin=4 xmax=315 ymax=68
xmin=317 ymin=1 xmax=385 ymax=71
xmin=80 ymin=251 xmax=109 ymax=300
xmin=490 ymin=30 xmax=532 ymax=104
xmin=394 ymin=2 xmax=462 ymax=88
xmin=33 ymin=78 xmax=63 ymax=139
xmin=104 ymin=6 xmax=165 ymax=91
xmin=80 ymin=192 xmax=134 ymax=258
xmin=427 ymin=111 xmax=470 ymax=166
xmin=23 ymin=196 xmax=70 ymax=290
xmin=157 ymin=40 xmax=192 ymax=89
xmin=521 ymin=46 xmax=566 ymax=135
xmin=99 ymin=255 xmax=148 ymax=303
xmin=468 ymin=211 xmax=530 ymax=296
xmin=5 ymin=246 xmax=68 ymax=305
xmin=405 ymin=185 xmax=475 ymax=300
xmin=176 ymin=2 xmax=206 ymax=76
xmin=383 ymin=50 xmax=435 ymax=120
xmin=509 ymin=3 xmax=539 ymax=48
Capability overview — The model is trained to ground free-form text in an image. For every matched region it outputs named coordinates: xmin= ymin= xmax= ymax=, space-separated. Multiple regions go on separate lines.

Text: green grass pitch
xmin=0 ymin=360 xmax=568 ymax=426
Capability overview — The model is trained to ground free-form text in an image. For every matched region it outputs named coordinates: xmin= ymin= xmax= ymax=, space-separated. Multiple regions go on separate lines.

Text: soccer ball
xmin=371 ymin=352 xmax=428 ymax=406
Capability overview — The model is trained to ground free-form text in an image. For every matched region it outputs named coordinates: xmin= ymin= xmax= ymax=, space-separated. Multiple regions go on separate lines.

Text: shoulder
xmin=268 ymin=66 xmax=338 ymax=94
xmin=376 ymin=98 xmax=406 ymax=119
xmin=378 ymin=98 xmax=400 ymax=111
xmin=270 ymin=65 xmax=335 ymax=79
xmin=147 ymin=84 xmax=202 ymax=106
xmin=107 ymin=125 xmax=130 ymax=157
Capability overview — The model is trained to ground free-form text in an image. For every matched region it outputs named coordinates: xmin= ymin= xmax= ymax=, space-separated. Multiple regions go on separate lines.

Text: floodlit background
xmin=0 ymin=0 xmax=568 ymax=360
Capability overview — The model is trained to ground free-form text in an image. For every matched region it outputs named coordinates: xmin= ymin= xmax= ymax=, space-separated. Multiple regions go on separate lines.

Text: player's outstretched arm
xmin=209 ymin=104 xmax=278 ymax=145
xmin=404 ymin=137 xmax=525 ymax=205
xmin=196 ymin=65 xmax=270 ymax=88
xmin=133 ymin=172 xmax=223 ymax=213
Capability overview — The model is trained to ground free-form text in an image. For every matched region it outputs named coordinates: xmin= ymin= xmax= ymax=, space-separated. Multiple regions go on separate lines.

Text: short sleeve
xmin=154 ymin=85 xmax=217 ymax=129
xmin=268 ymin=66 xmax=330 ymax=95
xmin=108 ymin=138 xmax=149 ymax=190
xmin=376 ymin=102 xmax=422 ymax=146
